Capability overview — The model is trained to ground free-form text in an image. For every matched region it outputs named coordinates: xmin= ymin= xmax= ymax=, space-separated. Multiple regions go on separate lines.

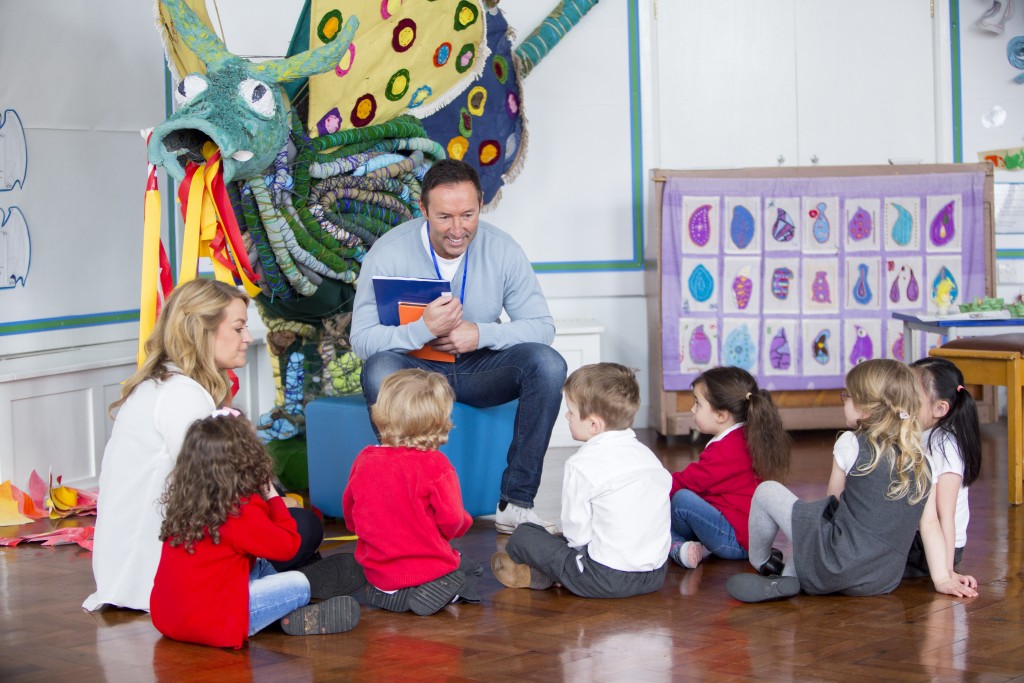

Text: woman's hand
xmin=261 ymin=481 xmax=280 ymax=501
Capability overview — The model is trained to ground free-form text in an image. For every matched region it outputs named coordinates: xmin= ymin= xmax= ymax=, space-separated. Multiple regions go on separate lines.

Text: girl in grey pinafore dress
xmin=727 ymin=359 xmax=979 ymax=603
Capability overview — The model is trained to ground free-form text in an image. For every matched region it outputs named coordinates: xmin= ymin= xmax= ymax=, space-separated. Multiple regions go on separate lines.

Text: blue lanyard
xmin=426 ymin=222 xmax=468 ymax=305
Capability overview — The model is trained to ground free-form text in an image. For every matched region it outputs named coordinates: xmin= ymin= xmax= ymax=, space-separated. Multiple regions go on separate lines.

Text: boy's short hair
xmin=563 ymin=363 xmax=640 ymax=431
xmin=371 ymin=369 xmax=455 ymax=451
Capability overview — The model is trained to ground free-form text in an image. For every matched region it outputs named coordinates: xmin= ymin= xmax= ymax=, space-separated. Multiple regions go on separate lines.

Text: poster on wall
xmin=660 ymin=169 xmax=988 ymax=391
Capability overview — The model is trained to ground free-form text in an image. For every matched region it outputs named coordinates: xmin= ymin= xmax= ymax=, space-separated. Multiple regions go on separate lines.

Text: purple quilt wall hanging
xmin=660 ymin=171 xmax=987 ymax=392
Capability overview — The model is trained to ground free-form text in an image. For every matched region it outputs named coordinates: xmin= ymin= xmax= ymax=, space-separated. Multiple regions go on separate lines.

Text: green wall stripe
xmin=997 ymin=249 xmax=1024 ymax=259
xmin=949 ymin=0 xmax=963 ymax=163
xmin=0 ymin=310 xmax=139 ymax=336
xmin=533 ymin=0 xmax=644 ymax=274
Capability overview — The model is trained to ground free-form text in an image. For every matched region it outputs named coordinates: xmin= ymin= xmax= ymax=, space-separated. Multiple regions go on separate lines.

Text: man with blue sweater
xmin=351 ymin=159 xmax=566 ymax=534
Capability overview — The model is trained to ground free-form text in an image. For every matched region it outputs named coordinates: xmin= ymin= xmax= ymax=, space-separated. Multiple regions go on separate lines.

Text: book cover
xmin=398 ymin=302 xmax=455 ymax=362
xmin=372 ymin=276 xmax=452 ymax=326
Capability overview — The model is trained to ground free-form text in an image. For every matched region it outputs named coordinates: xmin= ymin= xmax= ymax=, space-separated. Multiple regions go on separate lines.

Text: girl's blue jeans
xmin=670 ymin=489 xmax=748 ymax=560
xmin=248 ymin=559 xmax=311 ymax=636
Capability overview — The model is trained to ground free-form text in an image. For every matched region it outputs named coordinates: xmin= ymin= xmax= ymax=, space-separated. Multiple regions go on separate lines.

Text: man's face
xmin=420 ymin=181 xmax=482 ymax=259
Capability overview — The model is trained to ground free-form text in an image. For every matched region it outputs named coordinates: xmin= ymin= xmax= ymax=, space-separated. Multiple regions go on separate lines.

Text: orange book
xmin=398 ymin=302 xmax=455 ymax=362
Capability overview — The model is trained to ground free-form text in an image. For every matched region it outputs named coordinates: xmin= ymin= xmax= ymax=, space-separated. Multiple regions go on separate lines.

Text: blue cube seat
xmin=306 ymin=395 xmax=518 ymax=518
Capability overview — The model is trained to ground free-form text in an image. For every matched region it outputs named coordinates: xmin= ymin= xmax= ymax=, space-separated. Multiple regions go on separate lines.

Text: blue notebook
xmin=372 ymin=276 xmax=452 ymax=326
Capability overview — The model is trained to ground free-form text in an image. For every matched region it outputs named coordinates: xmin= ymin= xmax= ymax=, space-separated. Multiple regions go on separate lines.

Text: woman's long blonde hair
xmin=846 ymin=359 xmax=929 ymax=503
xmin=110 ymin=279 xmax=248 ymax=414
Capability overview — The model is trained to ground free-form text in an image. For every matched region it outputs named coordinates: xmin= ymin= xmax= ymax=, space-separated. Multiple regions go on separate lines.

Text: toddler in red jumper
xmin=343 ymin=369 xmax=483 ymax=615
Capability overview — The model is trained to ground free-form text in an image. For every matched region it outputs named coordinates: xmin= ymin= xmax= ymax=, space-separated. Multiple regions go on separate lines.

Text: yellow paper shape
xmin=0 ymin=482 xmax=33 ymax=526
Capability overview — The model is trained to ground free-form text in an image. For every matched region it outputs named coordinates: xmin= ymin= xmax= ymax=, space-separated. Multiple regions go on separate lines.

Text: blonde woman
xmin=728 ymin=359 xmax=979 ymax=603
xmin=83 ymin=279 xmax=325 ymax=611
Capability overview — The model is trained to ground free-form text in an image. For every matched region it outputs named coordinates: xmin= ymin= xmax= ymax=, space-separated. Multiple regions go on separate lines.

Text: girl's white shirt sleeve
xmin=833 ymin=431 xmax=860 ymax=474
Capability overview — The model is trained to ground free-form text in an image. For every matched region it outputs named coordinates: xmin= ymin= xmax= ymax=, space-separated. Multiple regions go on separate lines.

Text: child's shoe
xmin=726 ymin=573 xmax=800 ymax=603
xmin=490 ymin=551 xmax=553 ymax=590
xmin=756 ymin=548 xmax=786 ymax=577
xmin=408 ymin=572 xmax=467 ymax=616
xmin=494 ymin=501 xmax=560 ymax=535
xmin=365 ymin=585 xmax=411 ymax=612
xmin=297 ymin=553 xmax=367 ymax=600
xmin=280 ymin=595 xmax=360 ymax=635
xmin=670 ymin=541 xmax=706 ymax=569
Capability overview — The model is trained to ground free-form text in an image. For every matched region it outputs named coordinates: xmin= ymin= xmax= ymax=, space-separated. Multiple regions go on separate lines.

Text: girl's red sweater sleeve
xmin=224 ymin=496 xmax=300 ymax=562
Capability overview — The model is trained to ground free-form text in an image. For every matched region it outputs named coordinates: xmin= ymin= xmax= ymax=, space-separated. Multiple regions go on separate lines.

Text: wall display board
xmin=646 ymin=164 xmax=995 ymax=436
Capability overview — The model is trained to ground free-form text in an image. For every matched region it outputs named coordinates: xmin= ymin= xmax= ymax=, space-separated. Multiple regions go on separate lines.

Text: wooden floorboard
xmin=2 ymin=425 xmax=1024 ymax=681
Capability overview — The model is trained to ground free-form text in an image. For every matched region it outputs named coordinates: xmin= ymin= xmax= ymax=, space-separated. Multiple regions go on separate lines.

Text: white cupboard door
xmin=655 ymin=0 xmax=800 ymax=170
xmin=793 ymin=0 xmax=938 ymax=166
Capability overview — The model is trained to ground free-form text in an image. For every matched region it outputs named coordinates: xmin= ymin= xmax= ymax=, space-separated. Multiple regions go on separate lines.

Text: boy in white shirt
xmin=491 ymin=363 xmax=672 ymax=598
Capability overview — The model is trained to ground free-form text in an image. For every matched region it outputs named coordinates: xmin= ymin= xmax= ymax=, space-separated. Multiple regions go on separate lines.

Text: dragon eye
xmin=174 ymin=74 xmax=209 ymax=107
xmin=239 ymin=79 xmax=275 ymax=118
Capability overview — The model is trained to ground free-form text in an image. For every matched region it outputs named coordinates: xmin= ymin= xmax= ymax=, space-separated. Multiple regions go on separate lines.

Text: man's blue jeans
xmin=670 ymin=489 xmax=748 ymax=560
xmin=248 ymin=559 xmax=310 ymax=636
xmin=361 ymin=342 xmax=567 ymax=507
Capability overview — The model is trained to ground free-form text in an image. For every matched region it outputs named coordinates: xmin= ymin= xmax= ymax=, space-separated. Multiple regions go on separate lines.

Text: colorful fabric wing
xmin=307 ymin=0 xmax=488 ymax=134
xmin=420 ymin=6 xmax=525 ymax=206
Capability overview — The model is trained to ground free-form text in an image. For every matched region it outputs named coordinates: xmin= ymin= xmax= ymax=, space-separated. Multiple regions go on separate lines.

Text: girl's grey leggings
xmin=748 ymin=480 xmax=799 ymax=578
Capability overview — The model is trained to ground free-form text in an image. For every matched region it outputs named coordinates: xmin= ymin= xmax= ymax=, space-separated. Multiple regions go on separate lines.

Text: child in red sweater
xmin=343 ymin=369 xmax=482 ymax=615
xmin=151 ymin=410 xmax=362 ymax=648
xmin=669 ymin=367 xmax=791 ymax=570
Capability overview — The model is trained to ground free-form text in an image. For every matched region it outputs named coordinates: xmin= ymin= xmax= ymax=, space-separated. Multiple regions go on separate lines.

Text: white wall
xmin=0 ymin=1 xmax=167 ymax=355
xmin=954 ymin=1 xmax=1024 ymax=302
xmin=7 ymin=0 xmax=1016 ymax=452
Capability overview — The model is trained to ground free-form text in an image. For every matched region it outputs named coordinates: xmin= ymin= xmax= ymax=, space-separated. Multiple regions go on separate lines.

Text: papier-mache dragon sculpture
xmin=145 ymin=0 xmax=596 ymax=486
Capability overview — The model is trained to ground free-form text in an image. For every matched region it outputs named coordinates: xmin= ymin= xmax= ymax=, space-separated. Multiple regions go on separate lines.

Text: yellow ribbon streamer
xmin=177 ymin=150 xmax=260 ymax=297
xmin=138 ymin=171 xmax=162 ymax=366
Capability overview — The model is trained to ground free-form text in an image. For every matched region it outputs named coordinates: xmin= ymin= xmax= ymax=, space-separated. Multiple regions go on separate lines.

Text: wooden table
xmin=892 ymin=311 xmax=1024 ymax=361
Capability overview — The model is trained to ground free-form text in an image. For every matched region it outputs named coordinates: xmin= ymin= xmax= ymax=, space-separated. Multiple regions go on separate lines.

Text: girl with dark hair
xmin=151 ymin=411 xmax=362 ymax=648
xmin=905 ymin=357 xmax=982 ymax=577
xmin=668 ymin=366 xmax=792 ymax=570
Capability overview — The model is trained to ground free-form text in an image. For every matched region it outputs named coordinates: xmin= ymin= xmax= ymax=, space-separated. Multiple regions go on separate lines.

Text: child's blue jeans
xmin=670 ymin=489 xmax=748 ymax=560
xmin=248 ymin=559 xmax=310 ymax=635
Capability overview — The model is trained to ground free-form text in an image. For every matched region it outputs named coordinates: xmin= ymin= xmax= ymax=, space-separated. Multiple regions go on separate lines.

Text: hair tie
xmin=899 ymin=411 xmax=910 ymax=420
xmin=211 ymin=407 xmax=241 ymax=418
xmin=957 ymin=385 xmax=964 ymax=393
xmin=745 ymin=392 xmax=752 ymax=400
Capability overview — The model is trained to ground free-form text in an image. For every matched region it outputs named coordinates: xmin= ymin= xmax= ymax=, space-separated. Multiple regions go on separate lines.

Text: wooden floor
xmin=3 ymin=425 xmax=1024 ymax=682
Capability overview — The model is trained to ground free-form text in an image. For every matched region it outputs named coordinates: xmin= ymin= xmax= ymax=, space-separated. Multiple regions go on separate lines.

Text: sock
xmin=498 ymin=500 xmax=508 ymax=512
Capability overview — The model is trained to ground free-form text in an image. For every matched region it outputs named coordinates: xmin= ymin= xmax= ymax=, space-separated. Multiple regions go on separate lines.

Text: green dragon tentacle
xmin=514 ymin=0 xmax=599 ymax=79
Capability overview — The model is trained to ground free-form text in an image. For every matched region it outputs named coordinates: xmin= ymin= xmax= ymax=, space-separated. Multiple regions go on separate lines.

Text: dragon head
xmin=149 ymin=0 xmax=358 ymax=183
